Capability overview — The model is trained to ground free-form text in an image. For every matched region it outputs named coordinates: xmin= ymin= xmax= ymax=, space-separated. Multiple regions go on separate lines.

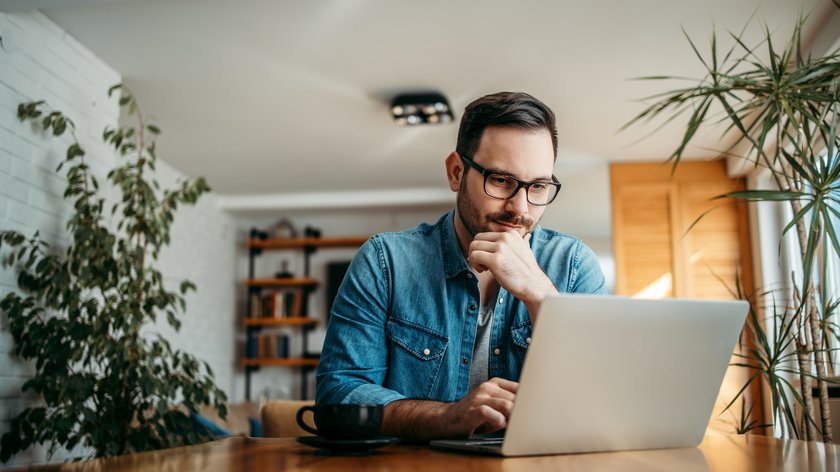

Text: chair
xmin=194 ymin=401 xmax=260 ymax=437
xmin=261 ymin=399 xmax=315 ymax=437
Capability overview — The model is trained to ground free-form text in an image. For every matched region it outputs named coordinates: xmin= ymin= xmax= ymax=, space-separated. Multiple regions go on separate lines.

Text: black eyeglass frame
xmin=459 ymin=154 xmax=562 ymax=206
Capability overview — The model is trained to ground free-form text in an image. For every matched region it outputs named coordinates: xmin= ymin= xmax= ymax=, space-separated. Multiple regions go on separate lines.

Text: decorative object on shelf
xmin=623 ymin=6 xmax=840 ymax=442
xmin=273 ymin=218 xmax=298 ymax=240
xmin=249 ymin=227 xmax=269 ymax=240
xmin=391 ymin=91 xmax=454 ymax=126
xmin=304 ymin=225 xmax=322 ymax=239
xmin=275 ymin=260 xmax=294 ymax=279
xmin=0 ymin=86 xmax=227 ymax=463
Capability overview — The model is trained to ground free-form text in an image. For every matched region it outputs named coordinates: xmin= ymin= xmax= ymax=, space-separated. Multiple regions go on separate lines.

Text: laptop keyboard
xmin=463 ymin=438 xmax=504 ymax=446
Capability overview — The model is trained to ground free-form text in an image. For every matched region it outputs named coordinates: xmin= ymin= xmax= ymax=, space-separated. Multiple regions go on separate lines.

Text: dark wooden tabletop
xmin=12 ymin=434 xmax=840 ymax=472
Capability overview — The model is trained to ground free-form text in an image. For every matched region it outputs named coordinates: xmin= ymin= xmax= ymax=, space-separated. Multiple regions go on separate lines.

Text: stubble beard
xmin=456 ymin=179 xmax=536 ymax=238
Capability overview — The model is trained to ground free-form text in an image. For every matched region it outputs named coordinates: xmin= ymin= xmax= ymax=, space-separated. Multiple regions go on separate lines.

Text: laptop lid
xmin=498 ymin=294 xmax=748 ymax=456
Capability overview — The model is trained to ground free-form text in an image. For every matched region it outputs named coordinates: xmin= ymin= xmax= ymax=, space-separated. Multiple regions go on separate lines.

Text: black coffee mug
xmin=296 ymin=403 xmax=383 ymax=439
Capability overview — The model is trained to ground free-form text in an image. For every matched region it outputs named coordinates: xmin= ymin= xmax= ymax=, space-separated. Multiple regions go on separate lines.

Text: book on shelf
xmin=261 ymin=291 xmax=284 ymax=318
xmin=246 ymin=332 xmax=257 ymax=358
xmin=277 ymin=334 xmax=289 ymax=358
xmin=254 ymin=333 xmax=290 ymax=359
xmin=249 ymin=292 xmax=261 ymax=318
xmin=289 ymin=290 xmax=303 ymax=317
xmin=248 ymin=289 xmax=305 ymax=319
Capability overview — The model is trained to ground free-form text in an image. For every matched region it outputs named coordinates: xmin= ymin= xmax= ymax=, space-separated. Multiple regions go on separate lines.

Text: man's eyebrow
xmin=486 ymin=167 xmax=553 ymax=182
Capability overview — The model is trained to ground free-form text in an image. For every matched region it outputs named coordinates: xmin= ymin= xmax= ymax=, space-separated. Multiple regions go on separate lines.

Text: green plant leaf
xmin=1 ymin=90 xmax=226 ymax=463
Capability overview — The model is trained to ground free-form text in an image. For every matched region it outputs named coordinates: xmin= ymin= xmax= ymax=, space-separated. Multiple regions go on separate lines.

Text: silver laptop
xmin=431 ymin=293 xmax=748 ymax=456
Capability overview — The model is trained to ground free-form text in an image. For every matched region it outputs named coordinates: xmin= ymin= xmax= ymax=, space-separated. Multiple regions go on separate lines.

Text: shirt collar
xmin=440 ymin=209 xmax=471 ymax=279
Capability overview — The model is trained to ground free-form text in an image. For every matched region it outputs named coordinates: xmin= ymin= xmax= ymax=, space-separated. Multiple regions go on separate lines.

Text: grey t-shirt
xmin=468 ymin=300 xmax=495 ymax=392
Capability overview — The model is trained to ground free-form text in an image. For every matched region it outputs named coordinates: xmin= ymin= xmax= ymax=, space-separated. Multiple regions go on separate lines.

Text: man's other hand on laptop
xmin=381 ymin=378 xmax=518 ymax=442
xmin=452 ymin=377 xmax=519 ymax=436
xmin=467 ymin=231 xmax=559 ymax=323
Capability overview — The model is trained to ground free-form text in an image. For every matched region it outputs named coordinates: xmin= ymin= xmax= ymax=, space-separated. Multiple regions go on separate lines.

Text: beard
xmin=456 ymin=179 xmax=536 ymax=238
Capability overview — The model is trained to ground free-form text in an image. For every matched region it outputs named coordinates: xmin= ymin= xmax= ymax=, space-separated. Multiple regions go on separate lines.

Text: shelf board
xmin=246 ymin=277 xmax=318 ymax=287
xmin=246 ymin=236 xmax=369 ymax=250
xmin=242 ymin=357 xmax=319 ymax=367
xmin=244 ymin=317 xmax=318 ymax=327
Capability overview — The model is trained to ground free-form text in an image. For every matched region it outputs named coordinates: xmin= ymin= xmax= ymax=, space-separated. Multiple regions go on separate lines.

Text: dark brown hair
xmin=455 ymin=91 xmax=558 ymax=160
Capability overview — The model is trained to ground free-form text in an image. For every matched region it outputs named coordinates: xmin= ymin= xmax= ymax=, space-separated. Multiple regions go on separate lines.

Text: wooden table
xmin=16 ymin=434 xmax=840 ymax=472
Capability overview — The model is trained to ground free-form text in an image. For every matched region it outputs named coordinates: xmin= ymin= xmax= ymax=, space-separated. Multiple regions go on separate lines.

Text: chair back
xmin=261 ymin=399 xmax=315 ymax=438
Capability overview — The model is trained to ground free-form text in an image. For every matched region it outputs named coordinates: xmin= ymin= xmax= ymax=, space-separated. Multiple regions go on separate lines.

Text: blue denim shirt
xmin=316 ymin=210 xmax=606 ymax=406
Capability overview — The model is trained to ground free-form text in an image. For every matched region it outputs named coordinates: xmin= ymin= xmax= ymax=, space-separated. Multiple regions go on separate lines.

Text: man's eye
xmin=490 ymin=176 xmax=513 ymax=186
xmin=530 ymin=183 xmax=548 ymax=192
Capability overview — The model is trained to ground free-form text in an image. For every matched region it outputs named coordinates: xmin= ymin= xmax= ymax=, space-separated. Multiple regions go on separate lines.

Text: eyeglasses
xmin=460 ymin=154 xmax=561 ymax=206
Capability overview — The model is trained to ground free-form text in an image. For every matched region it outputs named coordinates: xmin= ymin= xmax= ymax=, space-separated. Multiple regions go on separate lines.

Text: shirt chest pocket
xmin=385 ymin=318 xmax=448 ymax=398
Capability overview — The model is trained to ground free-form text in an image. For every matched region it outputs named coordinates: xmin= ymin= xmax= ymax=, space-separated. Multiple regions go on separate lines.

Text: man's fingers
xmin=490 ymin=377 xmax=519 ymax=394
xmin=474 ymin=405 xmax=507 ymax=433
xmin=472 ymin=232 xmax=503 ymax=242
xmin=473 ymin=379 xmax=516 ymax=402
xmin=482 ymin=397 xmax=514 ymax=418
xmin=467 ymin=251 xmax=495 ymax=273
xmin=468 ymin=240 xmax=499 ymax=253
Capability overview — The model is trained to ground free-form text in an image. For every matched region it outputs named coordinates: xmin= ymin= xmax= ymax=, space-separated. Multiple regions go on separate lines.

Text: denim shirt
xmin=315 ymin=210 xmax=606 ymax=406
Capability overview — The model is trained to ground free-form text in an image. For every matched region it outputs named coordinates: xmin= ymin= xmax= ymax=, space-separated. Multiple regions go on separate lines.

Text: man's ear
xmin=445 ymin=152 xmax=464 ymax=192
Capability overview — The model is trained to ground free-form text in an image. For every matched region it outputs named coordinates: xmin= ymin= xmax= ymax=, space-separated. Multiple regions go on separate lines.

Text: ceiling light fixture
xmin=391 ymin=92 xmax=454 ymax=126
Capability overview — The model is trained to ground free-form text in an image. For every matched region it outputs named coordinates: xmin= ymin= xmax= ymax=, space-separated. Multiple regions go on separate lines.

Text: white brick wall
xmin=152 ymin=158 xmax=237 ymax=401
xmin=0 ymin=11 xmax=236 ymax=466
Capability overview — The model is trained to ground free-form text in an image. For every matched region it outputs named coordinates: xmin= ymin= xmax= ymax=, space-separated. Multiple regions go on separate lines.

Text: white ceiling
xmin=2 ymin=0 xmax=838 ymax=226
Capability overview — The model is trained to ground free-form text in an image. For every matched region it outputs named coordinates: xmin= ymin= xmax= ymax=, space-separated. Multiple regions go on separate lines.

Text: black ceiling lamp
xmin=391 ymin=92 xmax=454 ymax=126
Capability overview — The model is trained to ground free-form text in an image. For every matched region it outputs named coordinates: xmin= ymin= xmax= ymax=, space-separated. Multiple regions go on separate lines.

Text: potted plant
xmin=624 ymin=7 xmax=840 ymax=441
xmin=0 ymin=85 xmax=227 ymax=462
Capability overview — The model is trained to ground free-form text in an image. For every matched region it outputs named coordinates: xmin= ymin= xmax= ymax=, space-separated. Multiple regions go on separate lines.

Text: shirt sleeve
xmin=569 ymin=239 xmax=608 ymax=294
xmin=315 ymin=236 xmax=407 ymax=406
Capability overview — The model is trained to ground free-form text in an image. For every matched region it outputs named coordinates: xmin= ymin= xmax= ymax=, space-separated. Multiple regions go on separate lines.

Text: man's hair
xmin=455 ymin=91 xmax=558 ymax=160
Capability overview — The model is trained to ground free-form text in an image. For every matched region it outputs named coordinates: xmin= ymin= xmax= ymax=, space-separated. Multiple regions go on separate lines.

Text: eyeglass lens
xmin=484 ymin=174 xmax=558 ymax=205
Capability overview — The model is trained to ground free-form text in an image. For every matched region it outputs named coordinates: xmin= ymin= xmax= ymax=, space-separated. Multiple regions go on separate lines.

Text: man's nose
xmin=504 ymin=186 xmax=530 ymax=216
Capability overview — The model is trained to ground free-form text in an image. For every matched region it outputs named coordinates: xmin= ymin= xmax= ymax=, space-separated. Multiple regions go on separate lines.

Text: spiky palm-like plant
xmin=625 ymin=8 xmax=840 ymax=441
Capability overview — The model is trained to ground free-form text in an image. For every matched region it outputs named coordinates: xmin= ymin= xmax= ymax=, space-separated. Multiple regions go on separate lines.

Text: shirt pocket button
xmin=423 ymin=348 xmax=431 ymax=356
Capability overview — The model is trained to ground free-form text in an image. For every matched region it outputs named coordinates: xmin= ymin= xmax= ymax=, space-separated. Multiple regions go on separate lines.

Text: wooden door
xmin=611 ymin=160 xmax=761 ymax=436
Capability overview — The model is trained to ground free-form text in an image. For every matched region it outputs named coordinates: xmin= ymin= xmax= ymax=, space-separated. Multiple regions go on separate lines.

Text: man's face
xmin=455 ymin=126 xmax=555 ymax=238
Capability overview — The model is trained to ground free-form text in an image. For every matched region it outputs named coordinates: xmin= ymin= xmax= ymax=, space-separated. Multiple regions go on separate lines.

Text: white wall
xmin=0 ymin=11 xmax=236 ymax=466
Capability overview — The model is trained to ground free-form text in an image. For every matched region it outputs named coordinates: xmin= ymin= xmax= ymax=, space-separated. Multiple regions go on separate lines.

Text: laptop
xmin=430 ymin=293 xmax=748 ymax=456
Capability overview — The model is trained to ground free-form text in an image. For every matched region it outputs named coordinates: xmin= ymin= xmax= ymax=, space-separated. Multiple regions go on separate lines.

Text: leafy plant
xmin=0 ymin=85 xmax=227 ymax=462
xmin=625 ymin=8 xmax=840 ymax=441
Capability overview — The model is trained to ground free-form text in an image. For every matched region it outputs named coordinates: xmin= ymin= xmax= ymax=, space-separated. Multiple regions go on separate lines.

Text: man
xmin=316 ymin=92 xmax=606 ymax=441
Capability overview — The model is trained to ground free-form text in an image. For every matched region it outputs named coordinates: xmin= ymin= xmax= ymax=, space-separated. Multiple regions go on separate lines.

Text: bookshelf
xmin=243 ymin=235 xmax=369 ymax=400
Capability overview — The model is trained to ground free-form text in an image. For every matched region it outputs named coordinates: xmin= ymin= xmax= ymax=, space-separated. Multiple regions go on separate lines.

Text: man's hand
xmin=381 ymin=378 xmax=519 ymax=441
xmin=445 ymin=377 xmax=519 ymax=436
xmin=467 ymin=231 xmax=558 ymax=321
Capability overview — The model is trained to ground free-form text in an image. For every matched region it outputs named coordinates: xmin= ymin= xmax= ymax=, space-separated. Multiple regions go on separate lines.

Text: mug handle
xmin=296 ymin=406 xmax=319 ymax=435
